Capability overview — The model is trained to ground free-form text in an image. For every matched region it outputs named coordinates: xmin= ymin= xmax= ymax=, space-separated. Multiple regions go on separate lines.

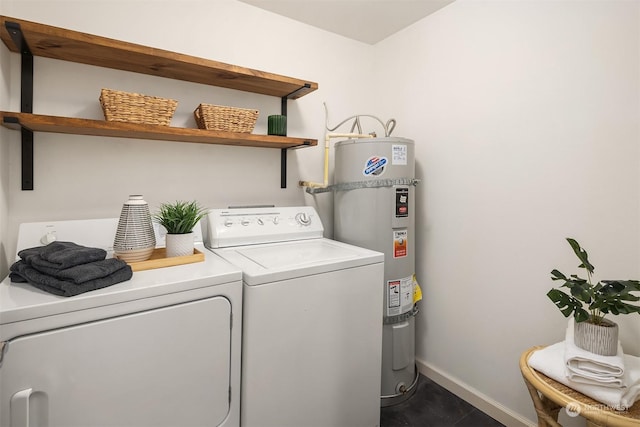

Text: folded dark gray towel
xmin=10 ymin=261 xmax=133 ymax=297
xmin=9 ymin=263 xmax=28 ymax=283
xmin=15 ymin=246 xmax=43 ymax=265
xmin=18 ymin=241 xmax=106 ymax=269
xmin=30 ymin=258 xmax=129 ymax=284
xmin=11 ymin=242 xmax=132 ymax=297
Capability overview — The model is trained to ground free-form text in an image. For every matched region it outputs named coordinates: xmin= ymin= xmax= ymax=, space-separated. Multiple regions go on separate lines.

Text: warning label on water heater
xmin=387 ymin=275 xmax=414 ymax=316
xmin=395 ymin=188 xmax=409 ymax=218
xmin=363 ymin=156 xmax=387 ymax=176
xmin=393 ymin=229 xmax=408 ymax=258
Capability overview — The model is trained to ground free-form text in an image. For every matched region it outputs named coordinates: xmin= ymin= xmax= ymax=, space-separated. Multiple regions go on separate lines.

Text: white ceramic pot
xmin=165 ymin=233 xmax=194 ymax=258
xmin=574 ymin=318 xmax=618 ymax=356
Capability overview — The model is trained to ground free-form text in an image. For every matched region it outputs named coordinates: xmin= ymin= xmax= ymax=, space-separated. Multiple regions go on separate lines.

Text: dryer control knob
xmin=224 ymin=219 xmax=233 ymax=227
xmin=272 ymin=216 xmax=279 ymax=225
xmin=40 ymin=231 xmax=57 ymax=245
xmin=241 ymin=219 xmax=250 ymax=226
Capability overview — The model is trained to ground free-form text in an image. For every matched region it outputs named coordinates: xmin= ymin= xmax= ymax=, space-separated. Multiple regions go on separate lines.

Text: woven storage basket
xmin=100 ymin=88 xmax=178 ymax=126
xmin=194 ymin=103 xmax=258 ymax=133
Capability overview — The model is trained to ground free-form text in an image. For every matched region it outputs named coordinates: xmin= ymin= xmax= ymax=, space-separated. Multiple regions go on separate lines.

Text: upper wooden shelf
xmin=0 ymin=15 xmax=318 ymax=99
xmin=0 ymin=112 xmax=317 ymax=149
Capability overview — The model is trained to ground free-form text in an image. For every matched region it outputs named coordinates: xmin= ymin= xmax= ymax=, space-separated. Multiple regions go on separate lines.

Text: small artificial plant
xmin=154 ymin=200 xmax=207 ymax=235
xmin=547 ymin=238 xmax=640 ymax=325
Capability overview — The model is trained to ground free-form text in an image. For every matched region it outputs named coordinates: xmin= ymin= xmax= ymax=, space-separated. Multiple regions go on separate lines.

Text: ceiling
xmin=238 ymin=0 xmax=456 ymax=45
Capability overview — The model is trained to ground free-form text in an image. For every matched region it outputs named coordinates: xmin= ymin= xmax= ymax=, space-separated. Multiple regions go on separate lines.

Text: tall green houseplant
xmin=547 ymin=238 xmax=640 ymax=325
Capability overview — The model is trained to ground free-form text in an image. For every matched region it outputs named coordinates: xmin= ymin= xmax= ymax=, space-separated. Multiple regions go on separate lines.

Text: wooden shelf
xmin=1 ymin=112 xmax=317 ymax=149
xmin=0 ymin=15 xmax=318 ymax=99
xmin=0 ymin=15 xmax=320 ymax=189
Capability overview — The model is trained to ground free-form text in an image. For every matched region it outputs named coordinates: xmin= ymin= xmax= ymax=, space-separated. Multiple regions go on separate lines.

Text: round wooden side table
xmin=520 ymin=346 xmax=640 ymax=427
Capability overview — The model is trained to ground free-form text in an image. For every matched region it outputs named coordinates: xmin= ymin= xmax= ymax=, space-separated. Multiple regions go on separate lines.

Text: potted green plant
xmin=154 ymin=200 xmax=207 ymax=257
xmin=547 ymin=238 xmax=640 ymax=355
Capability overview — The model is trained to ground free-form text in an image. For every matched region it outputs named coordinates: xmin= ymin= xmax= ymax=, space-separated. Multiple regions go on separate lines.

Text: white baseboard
xmin=416 ymin=358 xmax=536 ymax=427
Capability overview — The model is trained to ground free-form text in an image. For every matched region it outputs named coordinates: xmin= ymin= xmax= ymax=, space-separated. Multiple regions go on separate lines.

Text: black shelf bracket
xmin=6 ymin=20 xmax=34 ymax=190
xmin=285 ymin=83 xmax=312 ymax=100
xmin=280 ymin=95 xmax=288 ymax=188
xmin=279 ymin=83 xmax=312 ymax=188
xmin=280 ymin=148 xmax=287 ymax=188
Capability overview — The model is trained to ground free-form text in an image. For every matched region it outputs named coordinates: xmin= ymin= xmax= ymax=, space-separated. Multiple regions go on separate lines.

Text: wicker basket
xmin=100 ymin=88 xmax=178 ymax=126
xmin=194 ymin=103 xmax=258 ymax=133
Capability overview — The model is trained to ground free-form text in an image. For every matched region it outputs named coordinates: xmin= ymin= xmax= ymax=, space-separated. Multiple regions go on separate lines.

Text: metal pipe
xmin=299 ymin=103 xmax=395 ymax=190
xmin=298 ymin=132 xmax=373 ymax=189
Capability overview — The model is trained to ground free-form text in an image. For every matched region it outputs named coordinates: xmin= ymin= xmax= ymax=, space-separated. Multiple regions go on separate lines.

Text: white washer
xmin=0 ymin=218 xmax=242 ymax=427
xmin=204 ymin=206 xmax=384 ymax=427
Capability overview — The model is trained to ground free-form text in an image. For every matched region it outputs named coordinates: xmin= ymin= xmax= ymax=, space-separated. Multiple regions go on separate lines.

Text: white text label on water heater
xmin=392 ymin=144 xmax=407 ymax=165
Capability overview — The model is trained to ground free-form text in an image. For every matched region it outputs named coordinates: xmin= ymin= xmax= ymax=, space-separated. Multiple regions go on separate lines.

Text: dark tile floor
xmin=380 ymin=374 xmax=506 ymax=427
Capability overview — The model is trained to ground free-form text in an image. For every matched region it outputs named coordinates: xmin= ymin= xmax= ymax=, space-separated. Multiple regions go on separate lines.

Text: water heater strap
xmin=305 ymin=177 xmax=419 ymax=194
xmin=384 ymin=305 xmax=420 ymax=325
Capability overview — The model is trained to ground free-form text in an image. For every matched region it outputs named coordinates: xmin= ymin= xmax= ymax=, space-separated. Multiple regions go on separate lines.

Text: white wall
xmin=1 ymin=1 xmax=639 ymax=425
xmin=376 ymin=0 xmax=640 ymax=425
xmin=0 ymin=0 xmax=377 ymax=273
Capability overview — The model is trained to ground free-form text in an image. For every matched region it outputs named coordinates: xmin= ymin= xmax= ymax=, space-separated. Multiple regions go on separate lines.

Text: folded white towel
xmin=565 ymin=320 xmax=625 ymax=388
xmin=529 ymin=342 xmax=640 ymax=410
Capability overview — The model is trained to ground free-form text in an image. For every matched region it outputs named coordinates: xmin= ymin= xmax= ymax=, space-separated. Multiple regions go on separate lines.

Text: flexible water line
xmin=298 ymin=104 xmax=396 ymax=190
xmin=324 ymin=104 xmax=396 ymax=137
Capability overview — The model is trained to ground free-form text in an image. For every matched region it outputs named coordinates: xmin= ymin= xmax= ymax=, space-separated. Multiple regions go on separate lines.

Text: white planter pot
xmin=574 ymin=318 xmax=618 ymax=356
xmin=165 ymin=233 xmax=194 ymax=258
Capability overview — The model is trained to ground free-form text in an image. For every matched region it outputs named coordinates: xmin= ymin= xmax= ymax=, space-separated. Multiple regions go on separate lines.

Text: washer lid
xmin=214 ymin=238 xmax=383 ymax=285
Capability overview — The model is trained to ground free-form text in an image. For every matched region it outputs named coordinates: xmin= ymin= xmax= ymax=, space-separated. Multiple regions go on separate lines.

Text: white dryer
xmin=0 ymin=218 xmax=242 ymax=427
xmin=204 ymin=206 xmax=384 ymax=427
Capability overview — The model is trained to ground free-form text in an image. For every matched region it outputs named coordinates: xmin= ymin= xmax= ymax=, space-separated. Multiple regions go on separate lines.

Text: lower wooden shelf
xmin=0 ymin=111 xmax=317 ymax=149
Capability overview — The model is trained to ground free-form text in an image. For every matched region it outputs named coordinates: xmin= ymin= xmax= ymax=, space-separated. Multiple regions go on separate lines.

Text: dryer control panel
xmin=203 ymin=206 xmax=324 ymax=248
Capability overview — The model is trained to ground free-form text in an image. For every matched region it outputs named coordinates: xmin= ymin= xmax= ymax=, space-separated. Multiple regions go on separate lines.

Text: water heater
xmin=333 ymin=137 xmax=419 ymax=406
